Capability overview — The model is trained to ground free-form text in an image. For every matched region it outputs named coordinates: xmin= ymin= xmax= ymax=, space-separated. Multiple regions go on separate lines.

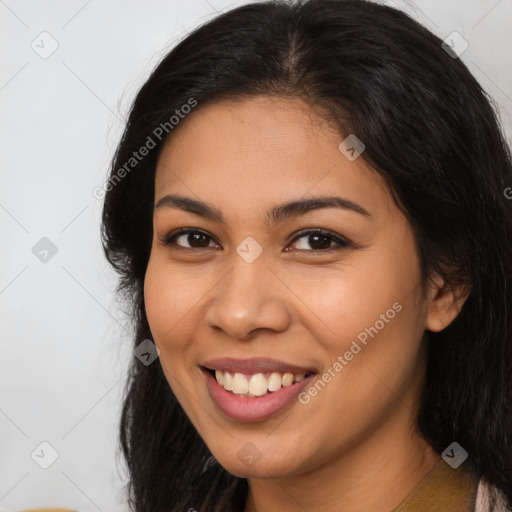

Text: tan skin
xmin=144 ymin=95 xmax=469 ymax=512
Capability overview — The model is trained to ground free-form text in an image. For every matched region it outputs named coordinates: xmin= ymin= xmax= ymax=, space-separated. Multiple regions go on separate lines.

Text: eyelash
xmin=159 ymin=227 xmax=352 ymax=253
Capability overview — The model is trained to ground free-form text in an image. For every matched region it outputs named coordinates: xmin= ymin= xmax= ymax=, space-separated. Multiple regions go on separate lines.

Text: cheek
xmin=144 ymin=263 xmax=172 ymax=340
xmin=295 ymin=259 xmax=416 ymax=355
xmin=143 ymin=254 xmax=202 ymax=342
xmin=143 ymin=257 xmax=194 ymax=374
xmin=330 ymin=273 xmax=423 ymax=406
xmin=143 ymin=257 xmax=201 ymax=402
xmin=299 ymin=245 xmax=424 ymax=405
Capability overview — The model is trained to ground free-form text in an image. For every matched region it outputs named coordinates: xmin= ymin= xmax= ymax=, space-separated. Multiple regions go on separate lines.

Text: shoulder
xmin=475 ymin=478 xmax=511 ymax=512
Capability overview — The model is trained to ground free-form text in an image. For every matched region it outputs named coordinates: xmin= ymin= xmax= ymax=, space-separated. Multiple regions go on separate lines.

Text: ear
xmin=425 ymin=273 xmax=472 ymax=332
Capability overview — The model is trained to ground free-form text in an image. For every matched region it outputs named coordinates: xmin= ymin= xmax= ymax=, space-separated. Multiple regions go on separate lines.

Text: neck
xmin=244 ymin=419 xmax=440 ymax=512
xmin=243 ymin=336 xmax=439 ymax=512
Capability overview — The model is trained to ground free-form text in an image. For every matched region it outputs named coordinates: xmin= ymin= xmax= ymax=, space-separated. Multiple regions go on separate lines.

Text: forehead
xmin=154 ymin=96 xmax=394 ymax=222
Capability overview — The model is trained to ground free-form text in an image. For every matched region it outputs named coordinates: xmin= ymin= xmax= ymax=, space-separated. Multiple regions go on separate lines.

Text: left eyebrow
xmin=154 ymin=193 xmax=372 ymax=227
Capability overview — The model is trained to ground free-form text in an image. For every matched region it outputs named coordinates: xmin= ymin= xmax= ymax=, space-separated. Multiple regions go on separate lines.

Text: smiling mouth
xmin=203 ymin=367 xmax=315 ymax=398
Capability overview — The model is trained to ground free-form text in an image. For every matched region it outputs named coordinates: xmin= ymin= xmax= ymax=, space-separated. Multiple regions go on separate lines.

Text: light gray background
xmin=1 ymin=1 xmax=511 ymax=511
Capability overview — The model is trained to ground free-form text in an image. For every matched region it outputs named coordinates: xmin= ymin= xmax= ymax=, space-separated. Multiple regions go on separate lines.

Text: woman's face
xmin=144 ymin=95 xmax=442 ymax=478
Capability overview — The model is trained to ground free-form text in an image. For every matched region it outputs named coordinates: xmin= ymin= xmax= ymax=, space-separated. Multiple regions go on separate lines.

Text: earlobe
xmin=425 ymin=273 xmax=471 ymax=333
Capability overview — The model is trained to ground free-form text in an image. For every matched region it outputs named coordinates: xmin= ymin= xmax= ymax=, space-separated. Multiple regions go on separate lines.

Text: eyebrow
xmin=154 ymin=193 xmax=371 ymax=226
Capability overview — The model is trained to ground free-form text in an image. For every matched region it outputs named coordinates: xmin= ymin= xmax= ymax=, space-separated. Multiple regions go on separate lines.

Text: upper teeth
xmin=214 ymin=370 xmax=307 ymax=397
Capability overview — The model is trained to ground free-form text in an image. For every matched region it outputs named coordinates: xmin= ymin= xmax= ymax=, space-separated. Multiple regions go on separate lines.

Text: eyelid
xmin=159 ymin=227 xmax=352 ymax=251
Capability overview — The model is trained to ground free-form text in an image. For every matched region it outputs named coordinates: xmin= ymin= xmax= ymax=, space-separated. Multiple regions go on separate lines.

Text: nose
xmin=205 ymin=255 xmax=292 ymax=340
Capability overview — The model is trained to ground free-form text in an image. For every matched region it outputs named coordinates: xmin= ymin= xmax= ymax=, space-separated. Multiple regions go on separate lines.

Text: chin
xmin=213 ymin=448 xmax=304 ymax=479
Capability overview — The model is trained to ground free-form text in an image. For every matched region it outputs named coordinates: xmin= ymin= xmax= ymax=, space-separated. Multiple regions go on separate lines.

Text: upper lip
xmin=201 ymin=357 xmax=317 ymax=375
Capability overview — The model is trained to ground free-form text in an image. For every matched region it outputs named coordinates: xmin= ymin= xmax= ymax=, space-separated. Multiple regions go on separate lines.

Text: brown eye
xmin=160 ymin=227 xmax=351 ymax=253
xmin=161 ymin=229 xmax=218 ymax=249
xmin=287 ymin=229 xmax=351 ymax=252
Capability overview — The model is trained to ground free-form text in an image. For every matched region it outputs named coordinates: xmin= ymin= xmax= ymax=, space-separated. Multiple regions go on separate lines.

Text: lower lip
xmin=202 ymin=368 xmax=315 ymax=422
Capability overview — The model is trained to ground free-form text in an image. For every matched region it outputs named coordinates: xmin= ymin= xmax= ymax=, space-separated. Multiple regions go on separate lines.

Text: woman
xmin=100 ymin=0 xmax=512 ymax=510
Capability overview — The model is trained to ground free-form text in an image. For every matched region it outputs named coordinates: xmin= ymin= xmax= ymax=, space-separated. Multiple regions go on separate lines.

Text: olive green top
xmin=392 ymin=458 xmax=479 ymax=512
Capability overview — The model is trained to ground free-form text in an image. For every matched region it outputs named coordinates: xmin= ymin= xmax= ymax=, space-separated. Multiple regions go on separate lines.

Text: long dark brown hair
xmin=101 ymin=1 xmax=512 ymax=510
